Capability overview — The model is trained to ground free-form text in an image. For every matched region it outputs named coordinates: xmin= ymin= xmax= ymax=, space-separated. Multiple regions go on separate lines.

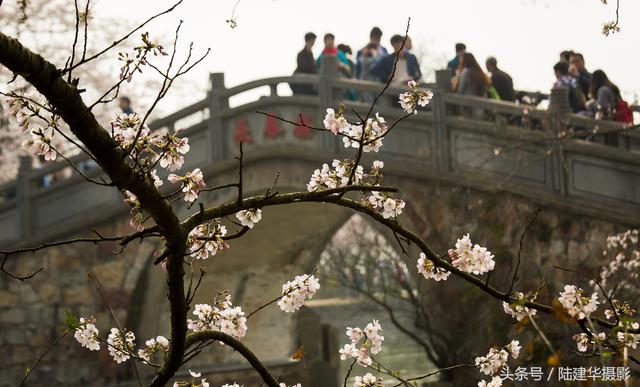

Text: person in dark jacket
xmin=447 ymin=42 xmax=466 ymax=75
xmin=355 ymin=27 xmax=388 ymax=79
xmin=485 ymin=57 xmax=516 ymax=102
xmin=291 ymin=32 xmax=317 ymax=95
xmin=569 ymin=52 xmax=591 ymax=98
xmin=369 ymin=34 xmax=421 ymax=86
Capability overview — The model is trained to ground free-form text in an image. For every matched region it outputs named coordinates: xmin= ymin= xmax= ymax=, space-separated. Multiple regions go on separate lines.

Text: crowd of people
xmin=292 ymin=28 xmax=634 ymax=125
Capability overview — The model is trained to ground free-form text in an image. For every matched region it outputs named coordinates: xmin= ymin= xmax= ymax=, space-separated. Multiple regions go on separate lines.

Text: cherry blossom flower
xmin=365 ymin=191 xmax=405 ymax=219
xmin=339 ymin=320 xmax=384 ymax=366
xmin=107 ymin=327 xmax=135 ymax=364
xmin=186 ymin=222 xmax=228 ymax=259
xmin=477 ymin=376 xmax=503 ymax=387
xmin=137 ymin=335 xmax=169 ymax=364
xmin=573 ymin=331 xmax=606 ymax=352
xmin=398 ymin=80 xmax=433 ymax=114
xmin=156 ymin=130 xmax=190 ymax=171
xmin=123 ymin=190 xmax=145 ymax=231
xmin=448 ymin=234 xmax=495 ymax=275
xmin=236 ymin=209 xmax=262 ymax=228
xmin=503 ymin=292 xmax=537 ymax=321
xmin=558 ymin=285 xmax=599 ymax=319
xmin=506 ymin=340 xmax=521 ymax=359
xmin=417 ymin=252 xmax=451 ymax=281
xmin=150 ymin=169 xmax=163 ymax=187
xmin=342 ymin=113 xmax=388 ymax=153
xmin=168 ymin=168 xmax=206 ymax=202
xmin=616 ymin=319 xmax=640 ymax=349
xmin=323 ymin=107 xmax=349 ymax=134
xmin=354 ymin=373 xmax=382 ymax=387
xmin=73 ymin=317 xmax=100 ymax=351
xmin=221 ymin=384 xmax=240 ymax=387
xmin=187 ymin=294 xmax=247 ymax=340
xmin=277 ymin=274 xmax=320 ymax=313
xmin=475 ymin=340 xmax=519 ymax=376
xmin=307 ymin=159 xmax=364 ymax=192
xmin=22 ymin=131 xmax=57 ymax=161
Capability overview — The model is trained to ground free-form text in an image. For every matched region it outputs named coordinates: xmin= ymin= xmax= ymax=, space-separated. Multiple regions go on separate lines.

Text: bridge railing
xmin=1 ymin=56 xmax=639 ymax=247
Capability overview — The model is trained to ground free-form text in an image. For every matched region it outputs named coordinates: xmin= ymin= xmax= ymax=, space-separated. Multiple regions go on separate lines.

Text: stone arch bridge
xmin=1 ymin=57 xmax=639 ymax=386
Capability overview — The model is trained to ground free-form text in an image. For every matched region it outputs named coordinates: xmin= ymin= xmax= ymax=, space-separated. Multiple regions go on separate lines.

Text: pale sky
xmin=96 ymin=0 xmax=640 ymax=111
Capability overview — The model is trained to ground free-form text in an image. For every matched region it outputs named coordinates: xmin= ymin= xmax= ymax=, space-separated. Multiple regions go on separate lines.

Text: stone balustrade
xmin=1 ymin=56 xmax=639 ymax=248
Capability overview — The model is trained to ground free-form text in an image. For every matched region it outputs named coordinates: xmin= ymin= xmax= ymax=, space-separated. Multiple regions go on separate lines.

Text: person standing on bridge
xmin=485 ymin=57 xmax=515 ymax=102
xmin=355 ymin=27 xmax=388 ymax=80
xmin=369 ymin=34 xmax=421 ymax=87
xmin=291 ymin=32 xmax=317 ymax=95
xmin=447 ymin=42 xmax=466 ymax=75
xmin=453 ymin=53 xmax=489 ymax=97
xmin=569 ymin=52 xmax=591 ymax=98
xmin=316 ymin=33 xmax=351 ymax=76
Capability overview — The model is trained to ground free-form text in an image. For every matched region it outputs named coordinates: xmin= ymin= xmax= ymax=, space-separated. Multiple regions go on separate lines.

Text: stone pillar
xmin=208 ymin=73 xmax=229 ymax=160
xmin=435 ymin=69 xmax=452 ymax=92
xmin=547 ymin=87 xmax=570 ymax=196
xmin=432 ymin=69 xmax=452 ymax=173
xmin=548 ymin=87 xmax=570 ymax=116
xmin=318 ymin=55 xmax=338 ymax=152
xmin=16 ymin=155 xmax=32 ymax=239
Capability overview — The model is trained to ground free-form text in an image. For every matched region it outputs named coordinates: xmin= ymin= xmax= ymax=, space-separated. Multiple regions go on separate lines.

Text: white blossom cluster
xmin=341 ymin=113 xmax=388 ymax=153
xmin=186 ymin=222 xmax=228 ymax=260
xmin=277 ymin=274 xmax=320 ymax=313
xmin=137 ymin=335 xmax=169 ymax=364
xmin=74 ymin=317 xmax=100 ymax=351
xmin=616 ymin=319 xmax=640 ymax=349
xmin=573 ymin=331 xmax=606 ymax=352
xmin=323 ymin=107 xmax=349 ymax=135
xmin=417 ymin=252 xmax=451 ymax=281
xmin=107 ymin=327 xmax=136 ymax=364
xmin=171 ymin=370 xmax=210 ymax=387
xmin=323 ymin=108 xmax=388 ymax=153
xmin=558 ymin=285 xmax=599 ymax=319
xmin=339 ymin=320 xmax=384 ymax=366
xmin=475 ymin=340 xmax=520 ymax=376
xmin=168 ymin=167 xmax=206 ymax=202
xmin=22 ymin=128 xmax=57 ymax=161
xmin=10 ymin=97 xmax=61 ymax=162
xmin=448 ymin=234 xmax=495 ymax=275
xmin=364 ymin=190 xmax=406 ymax=219
xmin=399 ymin=80 xmax=433 ymax=114
xmin=187 ymin=295 xmax=247 ymax=340
xmin=502 ymin=292 xmax=538 ymax=321
xmin=477 ymin=376 xmax=503 ymax=387
xmin=307 ymin=159 xmax=364 ymax=192
xmin=597 ymin=229 xmax=640 ymax=292
xmin=235 ymin=209 xmax=262 ymax=229
xmin=353 ymin=373 xmax=382 ymax=387
xmin=123 ymin=190 xmax=145 ymax=231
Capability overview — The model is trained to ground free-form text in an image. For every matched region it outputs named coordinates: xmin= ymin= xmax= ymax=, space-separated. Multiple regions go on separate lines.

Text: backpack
xmin=487 ymin=86 xmax=501 ymax=100
xmin=613 ymin=98 xmax=634 ymax=124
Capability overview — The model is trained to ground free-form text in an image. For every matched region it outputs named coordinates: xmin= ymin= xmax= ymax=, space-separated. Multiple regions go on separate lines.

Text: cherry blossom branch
xmin=245 ymin=269 xmax=318 ymax=319
xmin=507 ymin=208 xmax=541 ymax=295
xmin=18 ymin=329 xmax=72 ymax=387
xmin=89 ymin=271 xmax=144 ymax=387
xmin=0 ymin=31 xmax=190 ymax=385
xmin=184 ymin=330 xmax=280 ymax=387
xmin=390 ymin=363 xmax=476 ymax=387
xmin=59 ymin=0 xmax=184 ymax=75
